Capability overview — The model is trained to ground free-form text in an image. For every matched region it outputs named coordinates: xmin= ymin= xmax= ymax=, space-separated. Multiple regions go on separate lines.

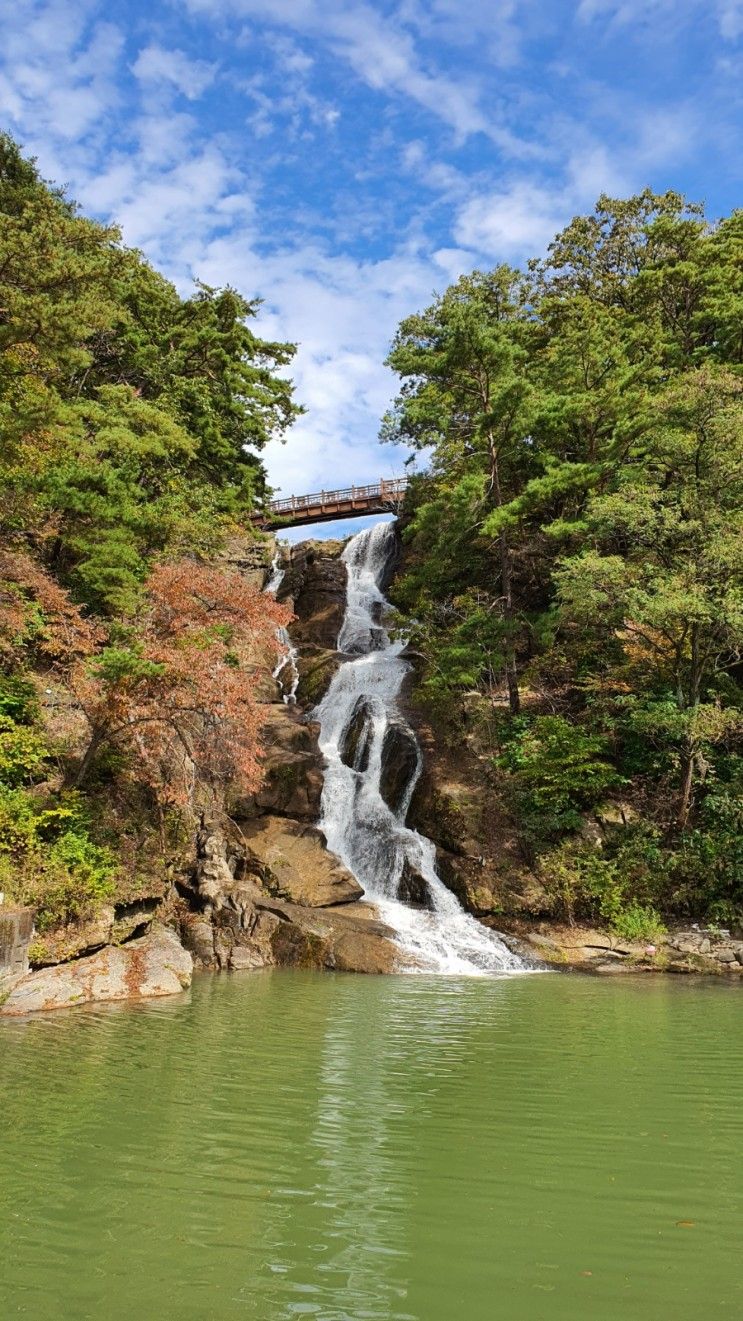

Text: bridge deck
xmin=254 ymin=478 xmax=408 ymax=530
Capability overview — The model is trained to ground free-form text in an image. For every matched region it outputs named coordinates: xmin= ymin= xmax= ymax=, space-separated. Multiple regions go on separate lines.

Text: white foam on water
xmin=315 ymin=521 xmax=527 ymax=976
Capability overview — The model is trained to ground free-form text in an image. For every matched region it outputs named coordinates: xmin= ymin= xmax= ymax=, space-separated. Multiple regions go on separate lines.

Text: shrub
xmin=611 ymin=902 xmax=666 ymax=943
xmin=539 ymin=825 xmax=669 ymax=933
xmin=0 ymin=674 xmax=39 ymax=724
xmin=0 ymin=715 xmax=49 ymax=786
xmin=18 ymin=835 xmax=115 ymax=929
xmin=497 ymin=715 xmax=622 ymax=845
xmin=0 ymin=786 xmax=115 ymax=929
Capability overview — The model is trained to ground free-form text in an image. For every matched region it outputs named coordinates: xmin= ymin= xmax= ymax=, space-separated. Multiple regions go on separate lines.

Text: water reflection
xmin=1 ymin=972 xmax=742 ymax=1321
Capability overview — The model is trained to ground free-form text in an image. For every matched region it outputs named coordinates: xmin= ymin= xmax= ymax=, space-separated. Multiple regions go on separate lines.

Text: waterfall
xmin=265 ymin=552 xmax=300 ymax=704
xmin=315 ymin=521 xmax=526 ymax=975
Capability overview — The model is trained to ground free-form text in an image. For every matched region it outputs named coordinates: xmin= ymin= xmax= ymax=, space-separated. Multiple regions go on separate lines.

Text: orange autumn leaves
xmin=1 ymin=551 xmax=290 ymax=807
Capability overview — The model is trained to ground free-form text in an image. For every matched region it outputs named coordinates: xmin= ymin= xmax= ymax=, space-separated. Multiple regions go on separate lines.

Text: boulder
xmin=235 ymin=706 xmax=325 ymax=820
xmin=339 ymin=696 xmax=376 ymax=771
xmin=184 ymin=871 xmax=400 ymax=975
xmin=27 ymin=905 xmax=115 ymax=967
xmin=295 ymin=647 xmax=343 ymax=706
xmin=252 ymin=899 xmax=400 ymax=975
xmin=378 ymin=717 xmax=420 ymax=814
xmin=397 ymin=858 xmax=433 ymax=910
xmin=241 ymin=815 xmax=364 ymax=907
xmin=0 ymin=925 xmax=193 ymax=1016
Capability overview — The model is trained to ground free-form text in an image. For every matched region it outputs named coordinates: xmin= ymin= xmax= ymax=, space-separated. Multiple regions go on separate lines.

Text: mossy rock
xmin=296 ymin=651 xmax=342 ymax=706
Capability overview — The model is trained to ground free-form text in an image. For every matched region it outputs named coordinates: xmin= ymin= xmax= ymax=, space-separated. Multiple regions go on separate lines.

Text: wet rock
xmin=229 ymin=942 xmax=270 ymax=971
xmin=180 ymin=915 xmax=218 ymax=969
xmin=0 ymin=925 xmax=193 ymax=1016
xmin=378 ymin=717 xmax=419 ymax=814
xmin=339 ymin=696 xmax=376 ymax=771
xmin=203 ymin=876 xmax=398 ymax=974
xmin=396 ymin=859 xmax=433 ymax=910
xmin=240 ymin=816 xmax=364 ymax=907
xmin=295 ymin=647 xmax=343 ymax=706
xmin=289 ymin=545 xmax=348 ymax=649
xmin=274 ymin=901 xmax=399 ymax=974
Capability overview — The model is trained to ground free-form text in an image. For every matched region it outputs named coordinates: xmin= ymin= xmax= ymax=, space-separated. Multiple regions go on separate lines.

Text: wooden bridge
xmin=253 ymin=477 xmax=408 ymax=530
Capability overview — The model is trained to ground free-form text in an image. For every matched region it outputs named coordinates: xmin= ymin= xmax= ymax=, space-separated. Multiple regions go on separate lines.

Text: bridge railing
xmin=267 ymin=477 xmax=407 ymax=516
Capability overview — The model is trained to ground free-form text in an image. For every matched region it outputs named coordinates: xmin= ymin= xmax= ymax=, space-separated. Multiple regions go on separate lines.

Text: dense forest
xmin=1 ymin=133 xmax=741 ymax=954
xmin=0 ymin=135 xmax=294 ymax=941
xmin=385 ymin=192 xmax=742 ymax=938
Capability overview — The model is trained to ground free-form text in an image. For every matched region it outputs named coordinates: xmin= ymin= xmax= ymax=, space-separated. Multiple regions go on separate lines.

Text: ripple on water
xmin=1 ymin=971 xmax=742 ymax=1321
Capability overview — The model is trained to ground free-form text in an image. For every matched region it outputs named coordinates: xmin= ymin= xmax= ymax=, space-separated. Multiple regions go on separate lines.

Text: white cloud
xmin=132 ymin=45 xmax=217 ymax=100
xmin=183 ymin=0 xmax=497 ymax=141
xmin=454 ymin=181 xmax=565 ymax=261
xmin=192 ymin=232 xmax=444 ymax=496
xmin=0 ymin=3 xmax=123 ymax=148
xmin=718 ymin=0 xmax=743 ymax=38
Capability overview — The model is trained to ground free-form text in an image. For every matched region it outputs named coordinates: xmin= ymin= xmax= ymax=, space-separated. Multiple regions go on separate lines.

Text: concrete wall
xmin=0 ymin=907 xmax=34 ymax=991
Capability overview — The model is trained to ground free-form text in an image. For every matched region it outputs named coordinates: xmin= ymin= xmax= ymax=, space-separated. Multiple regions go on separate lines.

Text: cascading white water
xmin=265 ymin=552 xmax=300 ymax=704
xmin=315 ymin=521 xmax=526 ymax=975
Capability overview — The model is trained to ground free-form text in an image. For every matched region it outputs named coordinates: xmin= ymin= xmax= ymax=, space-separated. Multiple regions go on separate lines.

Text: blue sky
xmin=1 ymin=0 xmax=741 ymax=540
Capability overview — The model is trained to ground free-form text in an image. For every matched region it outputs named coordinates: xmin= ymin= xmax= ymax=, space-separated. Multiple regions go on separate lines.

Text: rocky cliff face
xmin=401 ymin=682 xmax=537 ymax=919
xmin=172 ymin=534 xmax=400 ymax=977
xmin=3 ymin=535 xmax=400 ymax=1015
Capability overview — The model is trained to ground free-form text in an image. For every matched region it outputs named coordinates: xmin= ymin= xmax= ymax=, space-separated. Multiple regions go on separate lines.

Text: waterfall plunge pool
xmin=1 ymin=970 xmax=740 ymax=1320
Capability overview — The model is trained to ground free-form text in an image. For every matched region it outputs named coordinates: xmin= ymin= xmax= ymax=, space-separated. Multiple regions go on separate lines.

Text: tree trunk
xmin=676 ymin=625 xmax=702 ymax=829
xmin=489 ymin=432 xmax=520 ymax=716
xmin=677 ymin=742 xmax=695 ymax=829
xmin=71 ymin=730 xmax=105 ymax=788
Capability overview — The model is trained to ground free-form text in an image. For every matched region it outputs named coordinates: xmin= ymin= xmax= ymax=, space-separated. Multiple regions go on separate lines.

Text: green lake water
xmin=1 ymin=969 xmax=741 ymax=1320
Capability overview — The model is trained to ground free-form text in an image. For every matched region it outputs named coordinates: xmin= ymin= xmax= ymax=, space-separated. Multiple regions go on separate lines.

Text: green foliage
xmin=538 ymin=827 xmax=667 ymax=934
xmin=665 ymin=770 xmax=743 ymax=922
xmin=611 ymin=903 xmax=667 ymax=944
xmin=0 ymin=674 xmax=38 ymax=723
xmin=0 ymin=715 xmax=49 ymax=787
xmin=0 ymin=133 xmax=301 ymax=614
xmin=0 ymin=785 xmax=116 ymax=929
xmin=387 ymin=190 xmax=743 ymax=926
xmin=497 ymin=716 xmax=621 ymax=842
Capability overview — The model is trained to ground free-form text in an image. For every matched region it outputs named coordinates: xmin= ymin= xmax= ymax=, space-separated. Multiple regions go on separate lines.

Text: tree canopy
xmin=0 ymin=136 xmax=298 ymax=930
xmin=386 ymin=190 xmax=743 ymax=929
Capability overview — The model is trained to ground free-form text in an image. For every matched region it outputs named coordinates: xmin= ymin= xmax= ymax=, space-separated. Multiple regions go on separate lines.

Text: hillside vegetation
xmin=385 ymin=192 xmax=743 ymax=936
xmin=0 ymin=136 xmax=293 ymax=934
